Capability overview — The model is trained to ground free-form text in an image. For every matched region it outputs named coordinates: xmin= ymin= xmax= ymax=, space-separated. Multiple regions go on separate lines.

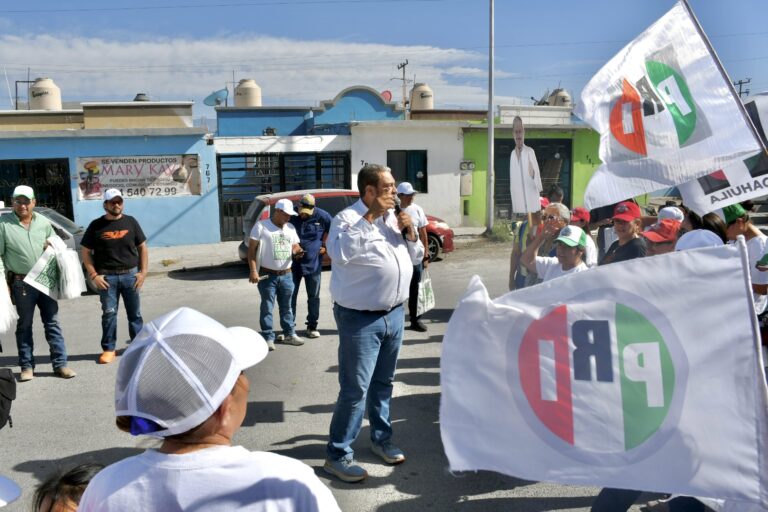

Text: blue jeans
xmin=12 ymin=279 xmax=67 ymax=370
xmin=257 ymin=273 xmax=295 ymax=341
xmin=291 ymin=270 xmax=321 ymax=330
xmin=99 ymin=269 xmax=143 ymax=351
xmin=327 ymin=303 xmax=404 ymax=461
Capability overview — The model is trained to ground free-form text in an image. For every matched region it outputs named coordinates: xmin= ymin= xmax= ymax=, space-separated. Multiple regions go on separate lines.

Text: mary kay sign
xmin=75 ymin=155 xmax=202 ymax=200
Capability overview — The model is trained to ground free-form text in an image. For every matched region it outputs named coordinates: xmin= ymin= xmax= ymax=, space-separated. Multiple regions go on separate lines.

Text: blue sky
xmin=0 ymin=0 xmax=765 ymax=117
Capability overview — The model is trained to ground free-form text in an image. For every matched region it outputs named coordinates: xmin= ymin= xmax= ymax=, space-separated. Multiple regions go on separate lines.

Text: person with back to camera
xmin=33 ymin=463 xmax=103 ymax=512
xmin=77 ymin=307 xmax=340 ymax=512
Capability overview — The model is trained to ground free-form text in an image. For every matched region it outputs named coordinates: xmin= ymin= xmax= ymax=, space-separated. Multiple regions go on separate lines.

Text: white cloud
xmin=444 ymin=66 xmax=515 ymax=79
xmin=0 ymin=33 xmax=524 ymax=115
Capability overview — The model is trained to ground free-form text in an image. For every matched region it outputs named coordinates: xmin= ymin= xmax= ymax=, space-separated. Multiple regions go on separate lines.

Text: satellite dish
xmin=203 ymin=88 xmax=228 ymax=107
xmin=381 ymin=90 xmax=392 ymax=102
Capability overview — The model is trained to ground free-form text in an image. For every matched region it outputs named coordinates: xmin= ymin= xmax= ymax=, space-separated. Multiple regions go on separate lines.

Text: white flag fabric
xmin=441 ymin=240 xmax=768 ymax=507
xmin=575 ymin=1 xmax=762 ymax=209
xmin=677 ymin=151 xmax=768 ymax=215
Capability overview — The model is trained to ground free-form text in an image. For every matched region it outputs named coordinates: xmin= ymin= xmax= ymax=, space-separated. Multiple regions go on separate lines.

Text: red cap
xmin=640 ymin=219 xmax=681 ymax=243
xmin=539 ymin=197 xmax=550 ymax=209
xmin=571 ymin=207 xmax=590 ymax=224
xmin=613 ymin=201 xmax=641 ymax=222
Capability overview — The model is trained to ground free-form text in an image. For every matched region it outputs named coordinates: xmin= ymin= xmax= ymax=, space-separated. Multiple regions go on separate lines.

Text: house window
xmin=387 ymin=150 xmax=427 ymax=193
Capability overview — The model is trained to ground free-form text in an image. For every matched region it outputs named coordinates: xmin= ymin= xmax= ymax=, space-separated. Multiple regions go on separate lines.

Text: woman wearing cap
xmin=599 ymin=201 xmax=646 ymax=265
xmin=639 ymin=219 xmax=681 ymax=257
xmin=723 ymin=203 xmax=768 ymax=317
xmin=520 ymin=220 xmax=589 ymax=283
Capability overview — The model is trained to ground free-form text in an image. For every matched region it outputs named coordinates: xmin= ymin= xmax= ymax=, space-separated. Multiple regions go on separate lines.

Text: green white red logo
xmin=609 ymin=47 xmax=709 ymax=157
xmin=511 ymin=293 xmax=687 ymax=464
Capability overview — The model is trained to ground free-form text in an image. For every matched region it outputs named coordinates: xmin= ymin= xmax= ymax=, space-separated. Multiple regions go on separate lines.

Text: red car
xmin=237 ymin=189 xmax=454 ymax=263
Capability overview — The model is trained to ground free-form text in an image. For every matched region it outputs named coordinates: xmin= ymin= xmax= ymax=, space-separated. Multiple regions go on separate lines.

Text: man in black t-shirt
xmin=81 ymin=189 xmax=148 ymax=365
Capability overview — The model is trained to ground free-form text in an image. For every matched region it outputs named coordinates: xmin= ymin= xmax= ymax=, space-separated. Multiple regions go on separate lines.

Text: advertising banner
xmin=75 ymin=155 xmax=202 ymax=200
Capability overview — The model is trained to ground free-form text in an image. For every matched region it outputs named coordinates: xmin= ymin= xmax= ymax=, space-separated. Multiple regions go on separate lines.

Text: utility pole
xmin=486 ymin=0 xmax=495 ymax=232
xmin=397 ymin=60 xmax=409 ymax=113
xmin=733 ymin=78 xmax=751 ymax=98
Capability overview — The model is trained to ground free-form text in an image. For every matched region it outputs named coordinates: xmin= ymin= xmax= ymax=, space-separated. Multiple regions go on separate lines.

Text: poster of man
xmin=509 ymin=116 xmax=543 ymax=213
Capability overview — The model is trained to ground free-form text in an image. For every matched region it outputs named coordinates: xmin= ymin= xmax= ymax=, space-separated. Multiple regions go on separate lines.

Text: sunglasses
xmin=108 ymin=199 xmax=124 ymax=205
xmin=13 ymin=198 xmax=31 ymax=205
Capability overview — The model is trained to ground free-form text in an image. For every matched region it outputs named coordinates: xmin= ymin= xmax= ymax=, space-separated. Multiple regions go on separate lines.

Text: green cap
xmin=556 ymin=225 xmax=587 ymax=248
xmin=723 ymin=204 xmax=747 ymax=225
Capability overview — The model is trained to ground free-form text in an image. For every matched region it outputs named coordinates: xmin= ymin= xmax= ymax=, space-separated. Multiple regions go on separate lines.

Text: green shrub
xmin=487 ymin=221 xmax=513 ymax=243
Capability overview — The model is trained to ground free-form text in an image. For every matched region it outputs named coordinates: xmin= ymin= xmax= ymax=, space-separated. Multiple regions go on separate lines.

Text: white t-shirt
xmin=250 ymin=219 xmax=300 ymax=271
xmin=78 ymin=446 xmax=341 ymax=512
xmin=404 ymin=203 xmax=428 ymax=265
xmin=535 ymin=256 xmax=588 ymax=283
xmin=584 ymin=233 xmax=598 ymax=268
xmin=747 ymin=234 xmax=768 ymax=314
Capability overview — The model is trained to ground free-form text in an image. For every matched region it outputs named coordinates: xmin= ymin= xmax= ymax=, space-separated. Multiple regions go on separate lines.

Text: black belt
xmin=100 ymin=267 xmax=136 ymax=275
xmin=261 ymin=267 xmax=291 ymax=276
xmin=335 ymin=302 xmax=403 ymax=315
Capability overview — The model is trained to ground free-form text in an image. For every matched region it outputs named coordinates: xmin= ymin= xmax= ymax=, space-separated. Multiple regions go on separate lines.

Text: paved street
xmin=0 ymin=240 xmax=652 ymax=511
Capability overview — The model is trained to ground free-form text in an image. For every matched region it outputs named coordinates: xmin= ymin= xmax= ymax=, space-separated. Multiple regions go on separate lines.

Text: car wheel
xmin=427 ymin=234 xmax=441 ymax=262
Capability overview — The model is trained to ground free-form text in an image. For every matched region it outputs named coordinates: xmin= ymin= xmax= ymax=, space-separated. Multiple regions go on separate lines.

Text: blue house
xmin=213 ymin=84 xmax=402 ymax=241
xmin=0 ymin=98 xmax=219 ymax=247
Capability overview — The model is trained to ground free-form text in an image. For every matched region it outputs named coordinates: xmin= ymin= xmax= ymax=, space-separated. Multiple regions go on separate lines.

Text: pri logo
xmin=511 ymin=292 xmax=687 ymax=465
xmin=609 ymin=45 xmax=710 ymax=157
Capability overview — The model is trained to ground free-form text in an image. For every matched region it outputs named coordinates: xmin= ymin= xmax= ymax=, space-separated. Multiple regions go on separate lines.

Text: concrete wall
xmin=351 ymin=122 xmax=464 ymax=226
xmin=217 ymin=109 xmax=311 ymax=137
xmin=0 ymin=131 xmax=219 ymax=246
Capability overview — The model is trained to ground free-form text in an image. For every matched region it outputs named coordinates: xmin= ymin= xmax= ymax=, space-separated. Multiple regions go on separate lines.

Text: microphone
xmin=393 ymin=195 xmax=409 ymax=240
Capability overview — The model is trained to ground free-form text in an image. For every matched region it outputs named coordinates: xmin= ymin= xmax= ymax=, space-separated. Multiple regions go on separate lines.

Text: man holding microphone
xmin=323 ymin=164 xmax=424 ymax=482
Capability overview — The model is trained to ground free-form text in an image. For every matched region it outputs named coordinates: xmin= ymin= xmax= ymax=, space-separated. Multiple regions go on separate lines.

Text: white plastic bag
xmin=49 ymin=236 xmax=86 ymax=299
xmin=416 ymin=270 xmax=435 ymax=317
xmin=0 ymin=277 xmax=17 ymax=333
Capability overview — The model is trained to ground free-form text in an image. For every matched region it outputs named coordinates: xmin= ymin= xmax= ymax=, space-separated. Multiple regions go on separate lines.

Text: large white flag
xmin=677 ymin=151 xmax=768 ymax=215
xmin=575 ymin=1 xmax=763 ymax=209
xmin=441 ymin=240 xmax=768 ymax=507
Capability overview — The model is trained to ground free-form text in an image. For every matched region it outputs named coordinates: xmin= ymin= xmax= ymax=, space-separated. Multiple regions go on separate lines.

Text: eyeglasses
xmin=13 ymin=198 xmax=30 ymax=206
xmin=543 ymin=215 xmax=560 ymax=221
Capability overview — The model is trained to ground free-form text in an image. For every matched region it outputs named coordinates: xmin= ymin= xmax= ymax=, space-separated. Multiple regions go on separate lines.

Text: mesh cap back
xmin=115 ymin=307 xmax=268 ymax=437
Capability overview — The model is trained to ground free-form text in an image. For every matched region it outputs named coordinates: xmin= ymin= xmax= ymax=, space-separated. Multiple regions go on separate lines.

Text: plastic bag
xmin=416 ymin=270 xmax=435 ymax=317
xmin=49 ymin=236 xmax=86 ymax=300
xmin=0 ymin=278 xmax=17 ymax=334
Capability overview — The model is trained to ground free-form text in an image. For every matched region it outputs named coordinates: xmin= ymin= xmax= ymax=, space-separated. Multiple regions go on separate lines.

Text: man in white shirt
xmin=509 ymin=116 xmax=543 ymax=213
xmin=397 ymin=182 xmax=430 ymax=332
xmin=248 ymin=198 xmax=304 ymax=350
xmin=324 ymin=164 xmax=424 ymax=483
xmin=78 ymin=307 xmax=341 ymax=512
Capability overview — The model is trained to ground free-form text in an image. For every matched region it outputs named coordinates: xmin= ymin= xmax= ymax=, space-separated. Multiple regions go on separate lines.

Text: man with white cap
xmin=396 ymin=182 xmax=430 ymax=332
xmin=248 ymin=198 xmax=304 ymax=349
xmin=289 ymin=193 xmax=332 ymax=339
xmin=0 ymin=185 xmax=75 ymax=381
xmin=78 ymin=307 xmax=340 ymax=511
xmin=81 ymin=188 xmax=148 ymax=365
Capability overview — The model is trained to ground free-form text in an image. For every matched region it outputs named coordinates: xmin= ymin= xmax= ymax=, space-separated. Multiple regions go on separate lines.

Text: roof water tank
xmin=410 ymin=83 xmax=434 ymax=110
xmin=547 ymin=88 xmax=572 ymax=107
xmin=133 ymin=93 xmax=151 ymax=101
xmin=29 ymin=77 xmax=62 ymax=110
xmin=235 ymin=79 xmax=262 ymax=107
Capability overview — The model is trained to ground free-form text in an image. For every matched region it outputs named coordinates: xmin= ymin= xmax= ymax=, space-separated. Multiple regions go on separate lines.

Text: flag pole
xmin=485 ymin=0 xmax=495 ymax=232
xmin=681 ymin=0 xmax=768 ymax=155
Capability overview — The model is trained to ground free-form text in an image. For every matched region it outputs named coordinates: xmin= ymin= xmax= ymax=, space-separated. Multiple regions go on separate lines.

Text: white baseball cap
xmin=104 ymin=189 xmax=123 ymax=201
xmin=274 ymin=198 xmax=297 ymax=216
xmin=675 ymin=229 xmax=723 ymax=251
xmin=397 ymin=182 xmax=416 ymax=195
xmin=658 ymin=206 xmax=685 ymax=223
xmin=12 ymin=185 xmax=34 ymax=199
xmin=115 ymin=307 xmax=268 ymax=437
xmin=555 ymin=225 xmax=587 ymax=248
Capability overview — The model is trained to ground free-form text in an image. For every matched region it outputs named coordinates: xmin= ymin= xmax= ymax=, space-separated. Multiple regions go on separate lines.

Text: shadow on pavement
xmin=167 ymin=263 xmax=249 ymax=282
xmin=13 ymin=447 xmax=144 ymax=482
xmin=243 ymin=401 xmax=285 ymax=426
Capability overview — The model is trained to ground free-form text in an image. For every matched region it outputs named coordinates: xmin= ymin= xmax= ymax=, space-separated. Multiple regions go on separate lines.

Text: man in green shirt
xmin=0 ymin=185 xmax=75 ymax=382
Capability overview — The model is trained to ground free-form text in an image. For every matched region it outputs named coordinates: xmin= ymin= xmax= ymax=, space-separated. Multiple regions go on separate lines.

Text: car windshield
xmin=38 ymin=209 xmax=84 ymax=234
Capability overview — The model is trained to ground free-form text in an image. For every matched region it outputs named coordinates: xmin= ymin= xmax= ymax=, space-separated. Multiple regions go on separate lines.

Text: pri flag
xmin=441 ymin=240 xmax=768 ymax=507
xmin=678 ymin=151 xmax=768 ymax=215
xmin=575 ymin=1 xmax=763 ymax=209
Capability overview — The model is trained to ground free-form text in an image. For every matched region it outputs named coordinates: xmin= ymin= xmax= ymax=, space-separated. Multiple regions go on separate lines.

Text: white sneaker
xmin=283 ymin=335 xmax=304 ymax=346
xmin=266 ymin=339 xmax=275 ymax=351
xmin=276 ymin=334 xmax=285 ymax=342
xmin=306 ymin=329 xmax=320 ymax=339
